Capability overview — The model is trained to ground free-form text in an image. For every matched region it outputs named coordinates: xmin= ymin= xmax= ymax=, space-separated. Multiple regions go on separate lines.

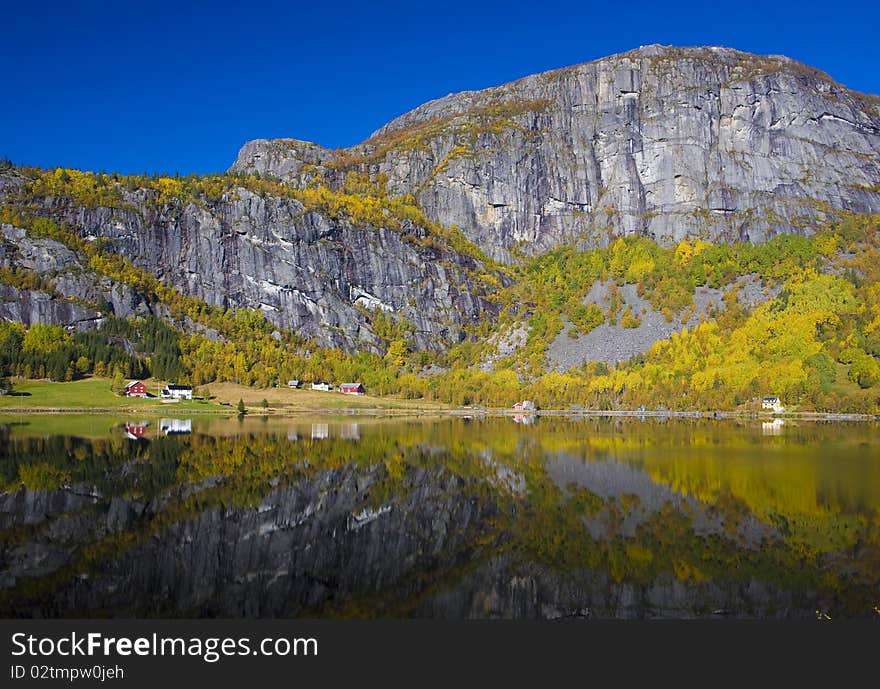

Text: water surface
xmin=1 ymin=414 xmax=878 ymax=618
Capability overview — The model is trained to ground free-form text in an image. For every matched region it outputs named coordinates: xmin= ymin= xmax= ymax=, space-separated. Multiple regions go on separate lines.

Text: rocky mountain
xmin=2 ymin=45 xmax=879 ymax=361
xmin=233 ymin=45 xmax=880 ymax=262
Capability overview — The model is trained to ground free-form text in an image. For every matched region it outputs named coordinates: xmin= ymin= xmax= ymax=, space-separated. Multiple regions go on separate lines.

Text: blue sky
xmin=3 ymin=0 xmax=878 ymax=174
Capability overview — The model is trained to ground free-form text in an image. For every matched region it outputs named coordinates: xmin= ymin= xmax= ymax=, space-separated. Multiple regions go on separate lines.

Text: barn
xmin=124 ymin=381 xmax=148 ymax=398
xmin=339 ymin=383 xmax=365 ymax=395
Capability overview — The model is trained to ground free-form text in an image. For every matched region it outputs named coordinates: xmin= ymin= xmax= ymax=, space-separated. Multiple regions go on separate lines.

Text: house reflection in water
xmin=124 ymin=421 xmax=149 ymax=440
xmin=762 ymin=418 xmax=785 ymax=435
xmin=339 ymin=423 xmax=360 ymax=441
xmin=513 ymin=414 xmax=535 ymax=425
xmin=159 ymin=418 xmax=192 ymax=436
xmin=311 ymin=423 xmax=329 ymax=440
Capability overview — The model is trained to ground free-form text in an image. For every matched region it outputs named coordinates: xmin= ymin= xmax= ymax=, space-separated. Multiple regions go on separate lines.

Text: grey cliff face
xmin=16 ymin=192 xmax=496 ymax=352
xmin=233 ymin=45 xmax=880 ymax=262
xmin=1 ymin=223 xmax=150 ymax=328
xmin=0 ymin=285 xmax=101 ymax=331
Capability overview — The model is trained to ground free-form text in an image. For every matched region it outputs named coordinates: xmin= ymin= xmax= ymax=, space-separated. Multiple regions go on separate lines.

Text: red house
xmin=339 ymin=383 xmax=365 ymax=396
xmin=124 ymin=380 xmax=148 ymax=398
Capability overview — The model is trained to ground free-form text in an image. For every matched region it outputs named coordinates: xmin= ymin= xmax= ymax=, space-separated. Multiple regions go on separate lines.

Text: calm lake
xmin=0 ymin=414 xmax=878 ymax=619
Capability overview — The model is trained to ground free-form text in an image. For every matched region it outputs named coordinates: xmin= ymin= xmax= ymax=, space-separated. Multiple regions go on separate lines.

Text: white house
xmin=161 ymin=384 xmax=193 ymax=400
xmin=762 ymin=397 xmax=785 ymax=413
xmin=311 ymin=382 xmax=331 ymax=392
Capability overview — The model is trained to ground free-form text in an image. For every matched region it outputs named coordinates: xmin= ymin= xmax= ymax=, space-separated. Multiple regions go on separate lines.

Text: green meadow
xmin=0 ymin=378 xmax=228 ymax=413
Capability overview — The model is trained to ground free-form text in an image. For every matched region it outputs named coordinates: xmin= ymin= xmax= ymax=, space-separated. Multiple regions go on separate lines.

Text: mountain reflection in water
xmin=0 ymin=415 xmax=878 ymax=619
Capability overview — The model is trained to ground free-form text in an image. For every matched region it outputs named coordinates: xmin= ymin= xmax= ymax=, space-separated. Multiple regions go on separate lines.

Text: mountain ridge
xmin=233 ymin=44 xmax=880 ymax=262
xmin=368 ymin=44 xmax=877 ymax=138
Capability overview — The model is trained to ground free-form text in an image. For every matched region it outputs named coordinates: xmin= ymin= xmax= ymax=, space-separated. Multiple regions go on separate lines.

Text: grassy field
xmin=201 ymin=381 xmax=451 ymax=411
xmin=0 ymin=378 xmax=227 ymax=412
xmin=0 ymin=377 xmax=450 ymax=414
xmin=0 ymin=376 xmax=870 ymax=418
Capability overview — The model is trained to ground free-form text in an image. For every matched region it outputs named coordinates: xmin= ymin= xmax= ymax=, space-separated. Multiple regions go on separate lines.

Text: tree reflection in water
xmin=0 ymin=416 xmax=877 ymax=618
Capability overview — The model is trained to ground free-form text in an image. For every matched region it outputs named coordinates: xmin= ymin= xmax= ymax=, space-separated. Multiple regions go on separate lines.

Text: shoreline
xmin=3 ymin=379 xmax=876 ymax=422
xmin=0 ymin=406 xmax=876 ymax=422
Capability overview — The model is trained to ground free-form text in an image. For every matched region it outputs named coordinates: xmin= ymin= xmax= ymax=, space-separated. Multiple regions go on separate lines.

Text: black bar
xmin=1 ymin=619 xmax=876 ymax=687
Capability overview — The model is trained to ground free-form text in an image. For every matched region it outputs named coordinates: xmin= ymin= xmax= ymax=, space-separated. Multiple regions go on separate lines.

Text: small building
xmin=287 ymin=379 xmax=300 ymax=388
xmin=513 ymin=400 xmax=535 ymax=412
xmin=125 ymin=381 xmax=148 ymax=398
xmin=339 ymin=383 xmax=365 ymax=395
xmin=161 ymin=384 xmax=193 ymax=400
xmin=762 ymin=396 xmax=784 ymax=413
xmin=311 ymin=381 xmax=331 ymax=392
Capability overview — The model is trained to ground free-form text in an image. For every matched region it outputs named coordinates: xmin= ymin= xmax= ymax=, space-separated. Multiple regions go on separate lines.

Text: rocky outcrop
xmin=545 ymin=283 xmax=725 ymax=370
xmin=233 ymin=45 xmax=880 ymax=262
xmin=231 ymin=138 xmax=336 ymax=182
xmin=0 ymin=223 xmax=148 ymax=328
xmin=0 ymin=285 xmax=102 ymax=331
